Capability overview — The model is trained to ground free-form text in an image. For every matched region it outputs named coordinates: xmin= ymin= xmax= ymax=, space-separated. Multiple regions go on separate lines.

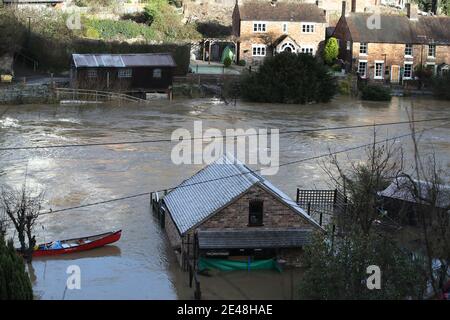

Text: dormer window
xmin=249 ymin=200 xmax=263 ymax=226
xmin=253 ymin=22 xmax=267 ymax=33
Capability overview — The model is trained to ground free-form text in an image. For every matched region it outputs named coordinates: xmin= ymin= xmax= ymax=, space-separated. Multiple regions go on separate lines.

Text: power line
xmin=38 ymin=121 xmax=448 ymax=216
xmin=0 ymin=117 xmax=448 ymax=152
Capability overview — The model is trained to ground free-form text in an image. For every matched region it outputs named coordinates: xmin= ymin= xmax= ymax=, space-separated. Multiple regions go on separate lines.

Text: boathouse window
xmin=249 ymin=200 xmax=263 ymax=226
xmin=153 ymin=68 xmax=162 ymax=78
xmin=118 ymin=68 xmax=132 ymax=78
xmin=87 ymin=69 xmax=97 ymax=78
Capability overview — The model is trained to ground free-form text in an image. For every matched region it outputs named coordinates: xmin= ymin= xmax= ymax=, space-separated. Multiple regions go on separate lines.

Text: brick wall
xmin=238 ymin=20 xmax=327 ymax=64
xmin=164 ymin=184 xmax=320 ymax=267
xmin=200 ymin=184 xmax=315 ymax=229
xmin=350 ymin=42 xmax=450 ymax=80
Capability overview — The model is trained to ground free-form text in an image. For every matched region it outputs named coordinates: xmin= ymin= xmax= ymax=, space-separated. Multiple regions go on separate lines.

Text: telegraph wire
xmin=0 ymin=117 xmax=449 ymax=151
xmin=37 ymin=121 xmax=448 ymax=216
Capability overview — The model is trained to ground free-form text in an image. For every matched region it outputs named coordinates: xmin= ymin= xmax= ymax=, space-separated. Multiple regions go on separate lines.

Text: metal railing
xmin=54 ymin=87 xmax=148 ymax=104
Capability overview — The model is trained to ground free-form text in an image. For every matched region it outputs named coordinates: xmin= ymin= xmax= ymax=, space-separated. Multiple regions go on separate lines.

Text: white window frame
xmin=252 ymin=44 xmax=267 ymax=57
xmin=359 ymin=42 xmax=368 ymax=55
xmin=253 ymin=21 xmax=267 ymax=33
xmin=87 ymin=69 xmax=97 ymax=78
xmin=403 ymin=62 xmax=413 ymax=80
xmin=405 ymin=44 xmax=413 ymax=57
xmin=374 ymin=60 xmax=384 ymax=80
xmin=301 ymin=23 xmax=315 ymax=33
xmin=118 ymin=68 xmax=132 ymax=78
xmin=153 ymin=68 xmax=162 ymax=78
xmin=282 ymin=22 xmax=288 ymax=34
xmin=428 ymin=44 xmax=436 ymax=59
xmin=358 ymin=60 xmax=368 ymax=78
xmin=301 ymin=46 xmax=314 ymax=55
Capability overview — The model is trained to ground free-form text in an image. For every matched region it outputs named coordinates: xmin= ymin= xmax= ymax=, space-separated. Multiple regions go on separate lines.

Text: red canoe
xmin=32 ymin=230 xmax=122 ymax=257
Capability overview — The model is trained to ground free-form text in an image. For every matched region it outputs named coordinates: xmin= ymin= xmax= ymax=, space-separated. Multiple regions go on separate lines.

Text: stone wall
xmin=0 ymin=85 xmax=53 ymax=104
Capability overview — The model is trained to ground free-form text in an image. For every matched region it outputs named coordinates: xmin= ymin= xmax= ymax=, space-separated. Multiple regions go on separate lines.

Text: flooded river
xmin=0 ymin=96 xmax=449 ymax=299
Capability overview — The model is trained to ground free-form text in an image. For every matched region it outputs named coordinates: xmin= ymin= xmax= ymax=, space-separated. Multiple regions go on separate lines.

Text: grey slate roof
xmin=72 ymin=53 xmax=176 ymax=68
xmin=197 ymin=228 xmax=313 ymax=249
xmin=163 ymin=153 xmax=322 ymax=235
xmin=238 ymin=2 xmax=326 ymax=23
xmin=343 ymin=13 xmax=450 ymax=45
xmin=379 ymin=176 xmax=450 ymax=209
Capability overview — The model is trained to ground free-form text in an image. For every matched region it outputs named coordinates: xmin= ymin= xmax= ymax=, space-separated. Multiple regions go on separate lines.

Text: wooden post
xmin=296 ymin=188 xmax=299 ymax=203
xmin=307 ymin=202 xmax=311 ymax=215
xmin=208 ymin=41 xmax=211 ymax=65
xmin=189 ymin=265 xmax=193 ymax=288
xmin=320 ymin=211 xmax=323 ymax=226
xmin=194 ymin=277 xmax=201 ymax=300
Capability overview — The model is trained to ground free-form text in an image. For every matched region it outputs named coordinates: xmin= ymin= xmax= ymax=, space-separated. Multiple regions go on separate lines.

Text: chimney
xmin=341 ymin=1 xmax=346 ymax=17
xmin=406 ymin=3 xmax=418 ymax=20
xmin=351 ymin=0 xmax=356 ymax=12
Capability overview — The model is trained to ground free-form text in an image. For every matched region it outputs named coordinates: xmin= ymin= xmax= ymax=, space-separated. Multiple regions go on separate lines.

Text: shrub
xmin=240 ymin=52 xmax=337 ymax=104
xmin=238 ymin=59 xmax=246 ymax=66
xmin=323 ymin=37 xmax=339 ymax=65
xmin=223 ymin=56 xmax=232 ymax=68
xmin=0 ymin=235 xmax=33 ymax=300
xmin=360 ymin=84 xmax=391 ymax=101
xmin=431 ymin=72 xmax=450 ymax=100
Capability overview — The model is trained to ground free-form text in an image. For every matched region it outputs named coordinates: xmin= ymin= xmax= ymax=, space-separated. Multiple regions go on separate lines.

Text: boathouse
xmin=158 ymin=153 xmax=324 ymax=270
xmin=379 ymin=176 xmax=450 ymax=226
xmin=70 ymin=53 xmax=176 ymax=96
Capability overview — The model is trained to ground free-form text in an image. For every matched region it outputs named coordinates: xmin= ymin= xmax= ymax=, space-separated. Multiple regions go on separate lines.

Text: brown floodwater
xmin=0 ymin=96 xmax=449 ymax=299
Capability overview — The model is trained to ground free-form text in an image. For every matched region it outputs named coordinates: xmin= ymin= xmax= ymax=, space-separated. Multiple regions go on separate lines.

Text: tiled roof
xmin=238 ymin=2 xmax=326 ymax=23
xmin=343 ymin=14 xmax=450 ymax=45
xmin=197 ymin=228 xmax=313 ymax=249
xmin=163 ymin=153 xmax=322 ymax=235
xmin=72 ymin=53 xmax=176 ymax=68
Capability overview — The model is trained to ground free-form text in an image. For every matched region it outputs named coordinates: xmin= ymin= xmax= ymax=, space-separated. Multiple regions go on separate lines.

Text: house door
xmin=391 ymin=65 xmax=400 ymax=83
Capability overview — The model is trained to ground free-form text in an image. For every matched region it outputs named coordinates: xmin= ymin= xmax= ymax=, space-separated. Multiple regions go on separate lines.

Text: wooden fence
xmin=173 ymin=74 xmax=241 ymax=86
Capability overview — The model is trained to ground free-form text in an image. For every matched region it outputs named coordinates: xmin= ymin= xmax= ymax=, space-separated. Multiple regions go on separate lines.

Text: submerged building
xmin=158 ymin=153 xmax=324 ymax=270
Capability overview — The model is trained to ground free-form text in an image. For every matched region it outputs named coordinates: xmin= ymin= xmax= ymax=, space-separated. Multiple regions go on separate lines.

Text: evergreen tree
xmin=241 ymin=52 xmax=337 ymax=104
xmin=0 ymin=234 xmax=33 ymax=300
xmin=323 ymin=37 xmax=339 ymax=65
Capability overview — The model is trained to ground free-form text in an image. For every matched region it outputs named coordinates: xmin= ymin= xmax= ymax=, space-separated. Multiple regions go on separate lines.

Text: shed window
xmin=87 ymin=69 xmax=97 ymax=78
xmin=118 ymin=68 xmax=132 ymax=78
xmin=153 ymin=68 xmax=162 ymax=78
xmin=249 ymin=200 xmax=263 ymax=226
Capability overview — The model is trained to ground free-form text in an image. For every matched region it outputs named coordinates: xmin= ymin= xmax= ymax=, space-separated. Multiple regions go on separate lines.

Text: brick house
xmin=232 ymin=1 xmax=327 ymax=65
xmin=160 ymin=153 xmax=323 ymax=269
xmin=332 ymin=2 xmax=450 ymax=83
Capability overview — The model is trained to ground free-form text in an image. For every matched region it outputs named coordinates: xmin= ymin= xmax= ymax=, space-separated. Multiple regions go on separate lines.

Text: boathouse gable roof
xmin=163 ymin=153 xmax=321 ymax=235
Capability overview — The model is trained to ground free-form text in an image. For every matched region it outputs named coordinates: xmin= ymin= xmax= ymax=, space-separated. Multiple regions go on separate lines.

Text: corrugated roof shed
xmin=379 ymin=176 xmax=450 ymax=209
xmin=238 ymin=2 xmax=326 ymax=23
xmin=343 ymin=13 xmax=450 ymax=44
xmin=163 ymin=153 xmax=322 ymax=235
xmin=197 ymin=228 xmax=313 ymax=249
xmin=72 ymin=53 xmax=176 ymax=68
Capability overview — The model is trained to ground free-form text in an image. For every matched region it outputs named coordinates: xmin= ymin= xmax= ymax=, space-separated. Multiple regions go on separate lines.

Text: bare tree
xmin=0 ymin=184 xmax=44 ymax=262
xmin=401 ymin=119 xmax=450 ymax=297
xmin=321 ymin=130 xmax=404 ymax=234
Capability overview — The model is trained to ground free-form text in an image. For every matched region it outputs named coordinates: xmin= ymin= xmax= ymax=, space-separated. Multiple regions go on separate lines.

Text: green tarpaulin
xmin=198 ymin=258 xmax=282 ymax=272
